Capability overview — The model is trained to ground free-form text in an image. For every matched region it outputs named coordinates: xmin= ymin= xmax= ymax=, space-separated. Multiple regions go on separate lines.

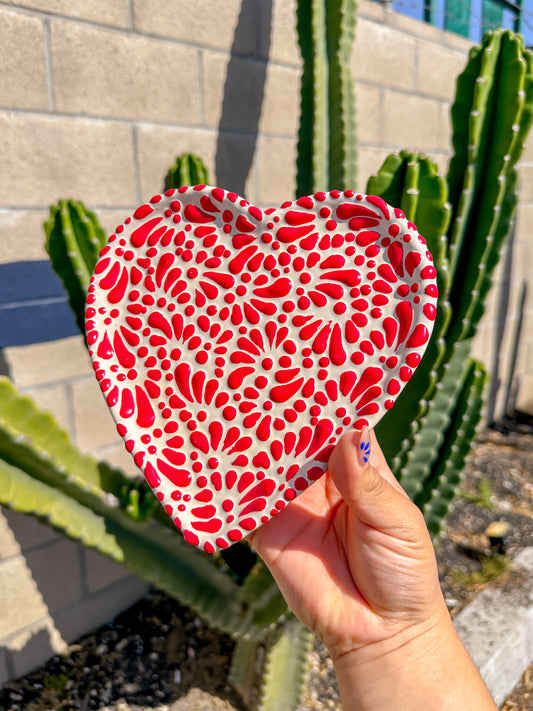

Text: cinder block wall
xmin=0 ymin=0 xmax=531 ymax=686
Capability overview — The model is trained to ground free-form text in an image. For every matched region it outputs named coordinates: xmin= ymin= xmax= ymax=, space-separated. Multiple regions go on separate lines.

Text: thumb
xmin=328 ymin=428 xmax=423 ymax=538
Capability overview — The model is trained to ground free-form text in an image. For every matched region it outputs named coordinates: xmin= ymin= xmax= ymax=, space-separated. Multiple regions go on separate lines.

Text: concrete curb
xmin=454 ymin=546 xmax=533 ymax=706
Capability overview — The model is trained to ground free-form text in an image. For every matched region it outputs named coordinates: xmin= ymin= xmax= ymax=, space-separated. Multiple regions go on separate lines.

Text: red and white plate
xmin=86 ymin=186 xmax=438 ymax=552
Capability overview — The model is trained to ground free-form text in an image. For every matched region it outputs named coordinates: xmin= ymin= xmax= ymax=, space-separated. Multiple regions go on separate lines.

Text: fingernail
xmin=357 ymin=426 xmax=371 ymax=467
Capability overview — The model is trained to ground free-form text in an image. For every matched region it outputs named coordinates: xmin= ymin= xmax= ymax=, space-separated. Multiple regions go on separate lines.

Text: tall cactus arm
xmin=446 ymin=32 xmax=533 ymax=344
xmin=368 ymin=154 xmax=451 ymax=467
xmin=419 ymin=361 xmax=487 ymax=538
xmin=398 ymin=340 xmax=473 ymax=500
xmin=257 ymin=618 xmax=314 ymax=711
xmin=165 ymin=153 xmax=210 ymax=190
xmin=44 ymin=199 xmax=107 ymax=336
xmin=229 ymin=637 xmax=264 ymax=708
xmin=446 ymin=35 xmax=499 ymax=280
xmin=326 ymin=0 xmax=357 ymax=190
xmin=464 ymin=166 xmax=519 ymax=340
xmin=296 ymin=0 xmax=329 ymax=196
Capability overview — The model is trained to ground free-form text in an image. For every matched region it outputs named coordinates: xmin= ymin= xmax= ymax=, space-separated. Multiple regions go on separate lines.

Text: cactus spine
xmin=296 ymin=0 xmax=357 ymax=195
xmin=368 ymin=29 xmax=533 ymax=535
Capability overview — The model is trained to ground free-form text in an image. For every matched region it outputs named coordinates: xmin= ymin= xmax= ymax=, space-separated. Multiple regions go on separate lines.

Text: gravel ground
xmin=1 ymin=427 xmax=533 ymax=711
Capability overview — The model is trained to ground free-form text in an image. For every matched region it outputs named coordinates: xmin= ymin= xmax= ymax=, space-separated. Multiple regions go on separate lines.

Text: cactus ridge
xmin=368 ymin=153 xmax=452 ymax=466
xmin=44 ymin=199 xmax=107 ymax=335
xmin=165 ymin=153 xmax=209 ymax=191
xmin=257 ymin=617 xmax=314 ymax=711
xmin=326 ymin=0 xmax=357 ymax=189
xmin=446 ymin=31 xmax=533 ymax=345
xmin=398 ymin=340 xmax=472 ymax=500
xmin=420 ymin=362 xmax=487 ymax=537
xmin=296 ymin=0 xmax=356 ymax=195
xmin=239 ymin=560 xmax=289 ymax=631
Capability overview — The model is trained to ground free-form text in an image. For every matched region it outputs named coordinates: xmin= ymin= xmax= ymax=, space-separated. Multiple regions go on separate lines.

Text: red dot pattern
xmin=87 ymin=188 xmax=438 ymax=552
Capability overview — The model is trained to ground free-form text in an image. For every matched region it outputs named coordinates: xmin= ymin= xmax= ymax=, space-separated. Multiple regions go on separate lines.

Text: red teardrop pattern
xmin=87 ymin=188 xmax=438 ymax=553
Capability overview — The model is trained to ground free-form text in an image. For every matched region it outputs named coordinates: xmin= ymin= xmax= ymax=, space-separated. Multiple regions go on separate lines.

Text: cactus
xmin=296 ymin=0 xmax=357 ymax=195
xmin=418 ymin=360 xmax=487 ymax=537
xmin=367 ymin=29 xmax=533 ymax=535
xmin=44 ymin=200 xmax=107 ymax=336
xmin=165 ymin=152 xmax=210 ymax=190
xmin=0 ymin=376 xmax=285 ymax=640
xmin=257 ymin=618 xmax=314 ymax=711
xmin=367 ymin=153 xmax=452 ymax=469
xmin=446 ymin=31 xmax=533 ymax=346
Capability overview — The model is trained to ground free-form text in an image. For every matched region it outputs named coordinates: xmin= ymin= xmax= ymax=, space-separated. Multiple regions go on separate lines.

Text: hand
xmin=249 ymin=428 xmax=444 ymax=657
xmin=249 ymin=428 xmax=497 ymax=710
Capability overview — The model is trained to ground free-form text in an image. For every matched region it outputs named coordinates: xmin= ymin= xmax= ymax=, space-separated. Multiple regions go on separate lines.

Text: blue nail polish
xmin=358 ymin=426 xmax=371 ymax=466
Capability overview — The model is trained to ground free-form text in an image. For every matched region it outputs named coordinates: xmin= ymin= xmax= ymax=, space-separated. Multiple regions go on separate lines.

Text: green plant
xmin=367 ymin=29 xmax=533 ymax=538
xmin=460 ymin=478 xmax=497 ymax=510
xmin=44 ymin=200 xmax=107 ymax=335
xmin=296 ymin=0 xmax=357 ymax=195
xmin=165 ymin=152 xmax=210 ymax=190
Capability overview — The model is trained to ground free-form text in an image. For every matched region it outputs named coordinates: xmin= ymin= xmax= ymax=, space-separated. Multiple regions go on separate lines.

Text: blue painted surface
xmin=0 ymin=261 xmax=79 ymax=348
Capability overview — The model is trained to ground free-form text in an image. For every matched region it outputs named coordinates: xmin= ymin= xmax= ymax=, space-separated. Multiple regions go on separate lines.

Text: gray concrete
xmin=454 ymin=547 xmax=533 ymax=706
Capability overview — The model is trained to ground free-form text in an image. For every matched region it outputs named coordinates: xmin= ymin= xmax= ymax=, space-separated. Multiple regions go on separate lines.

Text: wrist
xmin=329 ymin=602 xmax=497 ymax=711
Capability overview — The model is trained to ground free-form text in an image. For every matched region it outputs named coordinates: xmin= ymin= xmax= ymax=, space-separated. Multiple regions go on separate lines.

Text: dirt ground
xmin=1 ymin=427 xmax=533 ymax=711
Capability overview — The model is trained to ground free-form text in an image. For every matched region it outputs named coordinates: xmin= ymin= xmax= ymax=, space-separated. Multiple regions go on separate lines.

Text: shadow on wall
xmin=0 ymin=261 xmax=77 ymax=349
xmin=215 ymin=0 xmax=272 ymax=196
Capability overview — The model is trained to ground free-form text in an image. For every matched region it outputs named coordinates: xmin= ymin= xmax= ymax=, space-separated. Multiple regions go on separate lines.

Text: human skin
xmin=249 ymin=429 xmax=497 ymax=711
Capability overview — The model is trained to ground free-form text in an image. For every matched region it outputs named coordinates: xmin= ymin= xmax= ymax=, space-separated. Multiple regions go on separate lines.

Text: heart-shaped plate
xmin=86 ymin=187 xmax=438 ymax=552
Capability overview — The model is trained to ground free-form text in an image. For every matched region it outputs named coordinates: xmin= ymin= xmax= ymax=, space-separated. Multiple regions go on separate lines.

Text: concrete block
xmin=97 ymin=209 xmax=136 ymax=240
xmin=0 ymin=210 xmax=49 ymax=265
xmin=356 ymin=83 xmax=382 ymax=146
xmin=512 ymin=240 xmax=533 ymax=280
xmin=7 ymin=619 xmax=66 ymax=680
xmin=54 ymin=575 xmax=149 ymax=644
xmin=133 ymin=0 xmax=257 ymax=55
xmin=518 ymin=162 xmax=533 ymax=202
xmin=96 ymin=441 xmax=139 ymax=477
xmin=83 ymin=547 xmax=130 ymax=594
xmin=26 ymin=383 xmax=71 ymax=435
xmin=0 ymin=647 xmax=9 ymax=687
xmin=5 ymin=0 xmax=131 ymax=27
xmin=454 ymin=547 xmax=533 ymax=706
xmin=137 ymin=125 xmax=217 ymax=201
xmin=5 ymin=335 xmax=90 ymax=389
xmin=0 ymin=113 xmax=136 ymax=208
xmin=202 ymin=51 xmax=269 ymax=133
xmin=0 ymin=8 xmax=48 ymax=110
xmin=260 ymin=0 xmax=300 ymax=66
xmin=25 ymin=539 xmax=83 ymax=614
xmin=0 ymin=512 xmax=21 ymax=561
xmin=352 ymin=18 xmax=416 ymax=92
xmin=257 ymin=136 xmax=295 ymax=207
xmin=358 ymin=0 xmax=386 ymax=22
xmin=0 ymin=557 xmax=49 ymax=638
xmin=1 ymin=508 xmax=59 ymax=553
xmin=382 ymin=90 xmax=440 ymax=151
xmin=260 ymin=64 xmax=300 ymax=138
xmin=51 ymin=19 xmax=200 ymax=124
xmin=516 ymin=369 xmax=533 ymax=414
xmin=214 ymin=133 xmax=259 ymax=203
xmin=71 ymin=376 xmax=119 ymax=452
xmin=416 ymin=41 xmax=466 ymax=101
xmin=357 ymin=147 xmax=392 ymax=193
xmin=514 ymin=201 xmax=533 ymax=240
